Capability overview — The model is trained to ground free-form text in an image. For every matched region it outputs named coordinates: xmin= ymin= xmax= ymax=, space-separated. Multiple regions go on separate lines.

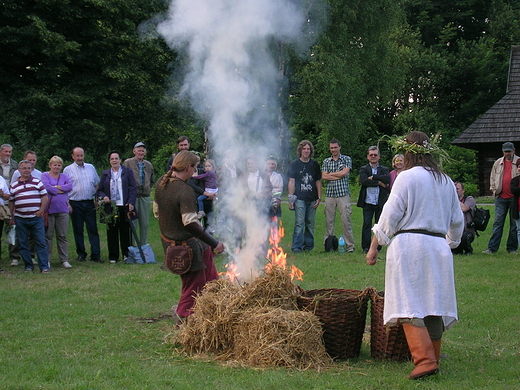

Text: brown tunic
xmin=155 ymin=176 xmax=207 ymax=271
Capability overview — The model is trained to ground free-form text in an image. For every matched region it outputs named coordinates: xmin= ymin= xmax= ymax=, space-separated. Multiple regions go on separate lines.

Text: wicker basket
xmin=297 ymin=288 xmax=369 ymax=359
xmin=369 ymin=288 xmax=411 ymax=361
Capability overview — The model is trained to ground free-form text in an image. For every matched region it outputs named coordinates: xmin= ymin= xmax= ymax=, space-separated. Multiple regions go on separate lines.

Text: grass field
xmin=1 ymin=201 xmax=520 ymax=389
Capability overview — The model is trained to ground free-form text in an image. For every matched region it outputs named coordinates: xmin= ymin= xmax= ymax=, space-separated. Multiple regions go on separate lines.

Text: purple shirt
xmin=41 ymin=172 xmax=73 ymax=214
xmin=193 ymin=170 xmax=218 ymax=190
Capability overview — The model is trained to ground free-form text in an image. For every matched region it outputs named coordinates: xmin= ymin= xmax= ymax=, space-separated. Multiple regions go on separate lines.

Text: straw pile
xmin=177 ymin=266 xmax=332 ymax=370
xmin=233 ymin=307 xmax=331 ymax=370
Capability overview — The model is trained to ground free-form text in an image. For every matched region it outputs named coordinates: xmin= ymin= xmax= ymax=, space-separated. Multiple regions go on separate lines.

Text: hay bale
xmin=239 ymin=266 xmax=301 ymax=310
xmin=233 ymin=307 xmax=332 ymax=370
xmin=177 ymin=267 xmax=332 ymax=370
xmin=178 ymin=279 xmax=242 ymax=354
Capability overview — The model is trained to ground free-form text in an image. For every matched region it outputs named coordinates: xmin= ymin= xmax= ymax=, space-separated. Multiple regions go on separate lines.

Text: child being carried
xmin=192 ymin=159 xmax=218 ymax=219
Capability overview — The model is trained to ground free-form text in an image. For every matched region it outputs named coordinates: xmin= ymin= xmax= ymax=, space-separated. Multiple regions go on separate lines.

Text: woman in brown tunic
xmin=155 ymin=151 xmax=224 ymax=320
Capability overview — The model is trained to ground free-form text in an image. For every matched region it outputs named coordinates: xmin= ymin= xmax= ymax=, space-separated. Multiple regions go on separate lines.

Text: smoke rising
xmin=157 ymin=0 xmax=320 ymax=281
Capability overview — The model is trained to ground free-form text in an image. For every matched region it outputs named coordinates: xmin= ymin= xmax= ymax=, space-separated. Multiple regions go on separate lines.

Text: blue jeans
xmin=197 ymin=195 xmax=208 ymax=212
xmin=291 ymin=199 xmax=317 ymax=252
xmin=487 ymin=197 xmax=518 ymax=252
xmin=70 ymin=200 xmax=101 ymax=260
xmin=15 ymin=216 xmax=49 ymax=271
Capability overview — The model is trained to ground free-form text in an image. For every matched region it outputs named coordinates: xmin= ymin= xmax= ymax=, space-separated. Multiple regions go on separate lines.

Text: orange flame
xmin=266 ymin=217 xmax=303 ymax=281
xmin=222 ymin=261 xmax=240 ymax=283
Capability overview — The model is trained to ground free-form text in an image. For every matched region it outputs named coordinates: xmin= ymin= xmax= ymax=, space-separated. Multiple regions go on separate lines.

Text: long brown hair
xmin=403 ymin=131 xmax=446 ymax=182
xmin=159 ymin=151 xmax=199 ymax=188
xmin=296 ymin=140 xmax=315 ymax=158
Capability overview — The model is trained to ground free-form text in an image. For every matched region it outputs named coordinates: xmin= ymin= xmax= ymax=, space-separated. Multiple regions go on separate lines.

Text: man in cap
xmin=123 ymin=142 xmax=154 ymax=245
xmin=483 ymin=141 xmax=520 ymax=254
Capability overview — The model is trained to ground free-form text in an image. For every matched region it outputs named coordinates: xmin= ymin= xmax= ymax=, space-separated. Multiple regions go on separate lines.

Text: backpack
xmin=324 ymin=235 xmax=338 ymax=252
xmin=472 ymin=207 xmax=490 ymax=232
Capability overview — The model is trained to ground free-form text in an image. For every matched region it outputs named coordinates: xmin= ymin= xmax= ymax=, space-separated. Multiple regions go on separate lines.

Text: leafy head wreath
xmin=383 ymin=132 xmax=451 ymax=167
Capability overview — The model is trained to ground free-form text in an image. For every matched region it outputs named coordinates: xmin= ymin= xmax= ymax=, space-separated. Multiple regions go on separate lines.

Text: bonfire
xmin=175 ymin=217 xmax=332 ymax=370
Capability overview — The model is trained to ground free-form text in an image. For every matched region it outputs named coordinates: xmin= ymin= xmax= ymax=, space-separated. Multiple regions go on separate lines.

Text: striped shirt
xmin=63 ymin=162 xmax=99 ymax=201
xmin=10 ymin=176 xmax=47 ymax=218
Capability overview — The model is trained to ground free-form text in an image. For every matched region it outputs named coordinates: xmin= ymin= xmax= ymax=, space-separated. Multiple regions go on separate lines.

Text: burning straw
xmin=175 ymin=266 xmax=332 ymax=370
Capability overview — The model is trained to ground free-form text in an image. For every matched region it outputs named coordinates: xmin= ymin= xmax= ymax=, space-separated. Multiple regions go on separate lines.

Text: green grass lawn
xmin=1 ymin=202 xmax=520 ymax=389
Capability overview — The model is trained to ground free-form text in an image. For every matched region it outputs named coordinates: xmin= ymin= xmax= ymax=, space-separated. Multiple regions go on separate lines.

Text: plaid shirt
xmin=322 ymin=154 xmax=352 ymax=197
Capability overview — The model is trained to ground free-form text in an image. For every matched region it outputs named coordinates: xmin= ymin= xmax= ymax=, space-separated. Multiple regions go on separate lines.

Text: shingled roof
xmin=452 ymin=45 xmax=520 ymax=148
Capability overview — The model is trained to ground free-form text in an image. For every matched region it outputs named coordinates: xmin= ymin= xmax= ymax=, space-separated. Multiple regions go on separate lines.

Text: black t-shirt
xmin=288 ymin=158 xmax=321 ymax=201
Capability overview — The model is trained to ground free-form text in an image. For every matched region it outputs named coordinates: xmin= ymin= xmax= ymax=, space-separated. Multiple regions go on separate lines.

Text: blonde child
xmin=193 ymin=159 xmax=218 ymax=219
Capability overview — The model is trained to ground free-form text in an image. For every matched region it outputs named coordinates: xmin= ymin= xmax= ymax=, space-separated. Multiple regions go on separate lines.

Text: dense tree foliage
xmin=1 ymin=0 xmax=520 ymax=180
xmin=0 ymin=0 xmax=184 ymax=167
xmin=288 ymin=0 xmax=405 ymax=159
xmin=289 ymin=0 xmax=520 ymax=179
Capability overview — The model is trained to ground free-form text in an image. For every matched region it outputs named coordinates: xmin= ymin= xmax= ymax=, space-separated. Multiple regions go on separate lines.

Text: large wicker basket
xmin=369 ymin=288 xmax=411 ymax=361
xmin=297 ymin=288 xmax=369 ymax=359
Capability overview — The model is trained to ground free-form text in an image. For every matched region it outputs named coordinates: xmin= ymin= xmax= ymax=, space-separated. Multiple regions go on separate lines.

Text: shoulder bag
xmin=161 ymin=233 xmax=193 ymax=275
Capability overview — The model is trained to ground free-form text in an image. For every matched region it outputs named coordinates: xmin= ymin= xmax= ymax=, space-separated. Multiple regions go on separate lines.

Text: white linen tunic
xmin=372 ymin=166 xmax=464 ymax=329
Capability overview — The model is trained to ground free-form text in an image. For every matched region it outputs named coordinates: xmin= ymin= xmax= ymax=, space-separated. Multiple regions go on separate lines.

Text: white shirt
xmin=0 ymin=176 xmax=10 ymax=206
xmin=63 ymin=162 xmax=100 ymax=201
xmin=268 ymin=171 xmax=284 ymax=196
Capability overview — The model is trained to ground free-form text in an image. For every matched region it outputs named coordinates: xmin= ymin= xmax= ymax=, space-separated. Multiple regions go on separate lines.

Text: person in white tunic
xmin=366 ymin=131 xmax=464 ymax=380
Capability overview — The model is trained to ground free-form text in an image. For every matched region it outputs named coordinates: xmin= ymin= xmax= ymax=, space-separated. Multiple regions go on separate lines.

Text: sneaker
xmin=75 ymin=256 xmax=86 ymax=262
xmin=197 ymin=211 xmax=206 ymax=219
xmin=10 ymin=259 xmax=19 ymax=266
xmin=0 ymin=268 xmax=5 ymax=274
xmin=61 ymin=261 xmax=73 ymax=269
xmin=90 ymin=257 xmax=104 ymax=263
xmin=109 ymin=259 xmax=117 ymax=264
xmin=508 ymin=250 xmax=518 ymax=254
xmin=32 ymin=258 xmax=38 ymax=265
xmin=41 ymin=269 xmax=49 ymax=273
xmin=24 ymin=267 xmax=33 ymax=273
xmin=482 ymin=249 xmax=495 ymax=254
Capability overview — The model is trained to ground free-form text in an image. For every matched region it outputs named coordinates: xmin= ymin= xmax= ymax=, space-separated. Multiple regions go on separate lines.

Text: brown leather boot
xmin=432 ymin=339 xmax=442 ymax=363
xmin=402 ymin=323 xmax=439 ymax=379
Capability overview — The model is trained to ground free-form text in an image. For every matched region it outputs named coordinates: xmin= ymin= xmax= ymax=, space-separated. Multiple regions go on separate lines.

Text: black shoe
xmin=76 ymin=256 xmax=86 ymax=262
xmin=90 ymin=257 xmax=104 ymax=263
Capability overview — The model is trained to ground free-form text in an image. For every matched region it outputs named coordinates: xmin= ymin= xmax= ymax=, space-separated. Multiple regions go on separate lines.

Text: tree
xmin=288 ymin=0 xmax=406 ymax=161
xmin=0 ymin=0 xmax=179 ymax=167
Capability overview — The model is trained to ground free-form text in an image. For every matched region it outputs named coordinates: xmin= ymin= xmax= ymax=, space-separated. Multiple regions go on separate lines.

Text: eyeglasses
xmin=368 ymin=154 xmax=379 ymax=157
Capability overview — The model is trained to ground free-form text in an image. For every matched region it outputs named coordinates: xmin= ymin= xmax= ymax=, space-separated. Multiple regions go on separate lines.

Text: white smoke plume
xmin=157 ymin=0 xmax=320 ymax=282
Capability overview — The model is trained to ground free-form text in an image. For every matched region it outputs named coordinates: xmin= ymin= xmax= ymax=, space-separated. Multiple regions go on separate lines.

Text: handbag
xmin=0 ymin=204 xmax=11 ymax=221
xmin=161 ymin=233 xmax=193 ymax=275
xmin=126 ymin=243 xmax=157 ymax=264
xmin=5 ymin=225 xmax=16 ymax=245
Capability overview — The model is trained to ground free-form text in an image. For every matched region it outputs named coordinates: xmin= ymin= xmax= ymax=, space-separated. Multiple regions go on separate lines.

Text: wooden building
xmin=452 ymin=46 xmax=520 ymax=195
